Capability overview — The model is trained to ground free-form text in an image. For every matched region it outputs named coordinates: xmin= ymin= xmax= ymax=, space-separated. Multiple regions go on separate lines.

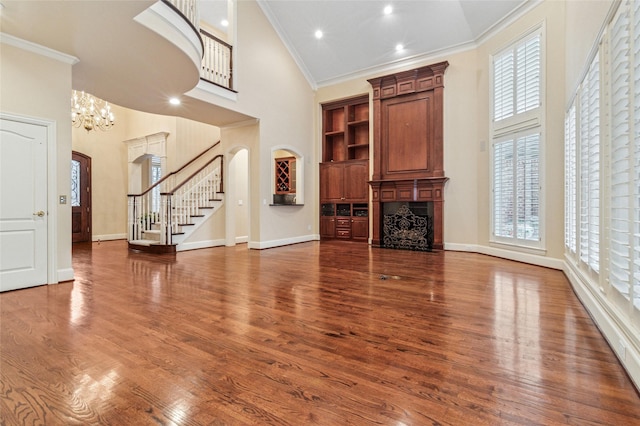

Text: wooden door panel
xmin=385 ymin=95 xmax=430 ymax=174
xmin=320 ymin=217 xmax=335 ymax=238
xmin=344 ymin=161 xmax=368 ymax=201
xmin=71 ymin=152 xmax=91 ymax=243
xmin=320 ymin=163 xmax=344 ymax=201
xmin=351 ymin=217 xmax=369 ymax=240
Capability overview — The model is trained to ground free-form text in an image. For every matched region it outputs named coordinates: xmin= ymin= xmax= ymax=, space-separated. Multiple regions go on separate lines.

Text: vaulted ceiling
xmin=257 ymin=0 xmax=530 ymax=86
xmin=1 ymin=0 xmax=531 ymax=124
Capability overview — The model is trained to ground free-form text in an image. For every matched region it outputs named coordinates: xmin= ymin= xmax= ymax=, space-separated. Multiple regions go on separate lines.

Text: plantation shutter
xmin=493 ymin=140 xmax=514 ymax=237
xmin=493 ymin=33 xmax=541 ymax=123
xmin=609 ymin=5 xmax=631 ymax=298
xmin=515 ymin=133 xmax=540 ymax=241
xmin=493 ymin=131 xmax=540 ymax=241
xmin=579 ymin=53 xmax=600 ymax=272
xmin=633 ymin=0 xmax=640 ymax=309
xmin=565 ymin=104 xmax=577 ymax=253
xmin=516 ymin=36 xmax=541 ymax=114
xmin=491 ymin=29 xmax=543 ymax=248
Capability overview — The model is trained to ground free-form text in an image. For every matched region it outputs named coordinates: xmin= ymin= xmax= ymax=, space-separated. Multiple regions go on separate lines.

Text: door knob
xmin=34 ymin=211 xmax=45 ymax=217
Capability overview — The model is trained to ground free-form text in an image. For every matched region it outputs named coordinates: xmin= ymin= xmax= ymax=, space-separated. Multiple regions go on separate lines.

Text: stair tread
xmin=143 ymin=230 xmax=161 ymax=234
xmin=129 ymin=239 xmax=161 ymax=246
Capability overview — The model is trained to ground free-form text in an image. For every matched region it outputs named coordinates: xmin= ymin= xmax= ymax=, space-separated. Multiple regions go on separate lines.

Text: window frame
xmin=490 ymin=24 xmax=546 ymax=250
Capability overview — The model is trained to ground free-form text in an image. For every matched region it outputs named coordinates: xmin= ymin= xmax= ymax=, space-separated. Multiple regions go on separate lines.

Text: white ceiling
xmin=256 ymin=0 xmax=530 ymax=86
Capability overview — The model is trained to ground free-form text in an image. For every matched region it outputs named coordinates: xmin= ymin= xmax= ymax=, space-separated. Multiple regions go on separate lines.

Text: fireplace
xmin=383 ymin=202 xmax=434 ymax=251
xmin=367 ymin=62 xmax=449 ymax=250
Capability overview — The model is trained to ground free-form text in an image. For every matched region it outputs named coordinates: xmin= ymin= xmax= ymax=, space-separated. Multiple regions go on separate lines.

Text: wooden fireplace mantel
xmin=368 ymin=178 xmax=448 ymax=250
xmin=368 ymin=62 xmax=449 ymax=250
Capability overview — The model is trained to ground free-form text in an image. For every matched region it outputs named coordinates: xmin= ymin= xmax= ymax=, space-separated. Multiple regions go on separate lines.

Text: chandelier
xmin=71 ymin=90 xmax=115 ymax=132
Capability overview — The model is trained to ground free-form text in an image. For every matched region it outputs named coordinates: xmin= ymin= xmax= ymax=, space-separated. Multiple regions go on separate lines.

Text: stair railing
xmin=162 ymin=154 xmax=224 ymax=244
xmin=127 ymin=141 xmax=220 ymax=244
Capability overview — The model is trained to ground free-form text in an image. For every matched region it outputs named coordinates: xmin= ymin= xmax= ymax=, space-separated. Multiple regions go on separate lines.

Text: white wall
xmin=0 ymin=42 xmax=74 ymax=281
xmin=199 ymin=1 xmax=317 ymax=248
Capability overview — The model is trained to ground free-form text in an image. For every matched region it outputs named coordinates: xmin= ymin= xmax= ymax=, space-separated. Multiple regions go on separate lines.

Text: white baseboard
xmin=445 ymin=242 xmax=564 ymax=270
xmin=176 ymin=239 xmax=226 ymax=252
xmin=236 ymin=236 xmax=248 ymax=244
xmin=56 ymin=268 xmax=74 ymax=283
xmin=248 ymin=234 xmax=319 ymax=250
xmin=93 ymin=233 xmax=127 ymax=242
xmin=563 ymin=261 xmax=640 ymax=391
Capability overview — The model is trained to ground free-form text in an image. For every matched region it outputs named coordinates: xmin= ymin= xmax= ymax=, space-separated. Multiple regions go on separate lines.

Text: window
xmin=493 ymin=31 xmax=541 ymax=125
xmin=151 ymin=156 xmax=162 ymax=213
xmin=565 ymin=0 xmax=640 ymax=311
xmin=607 ymin=0 xmax=640 ymax=308
xmin=493 ymin=130 xmax=540 ymax=242
xmin=71 ymin=159 xmax=81 ymax=207
xmin=491 ymin=28 xmax=543 ymax=248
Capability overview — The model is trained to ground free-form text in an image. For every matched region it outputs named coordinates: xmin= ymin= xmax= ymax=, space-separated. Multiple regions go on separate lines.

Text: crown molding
xmin=0 ymin=32 xmax=79 ymax=65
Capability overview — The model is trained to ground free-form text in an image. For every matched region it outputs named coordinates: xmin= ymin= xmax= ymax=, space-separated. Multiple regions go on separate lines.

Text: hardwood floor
xmin=1 ymin=240 xmax=639 ymax=425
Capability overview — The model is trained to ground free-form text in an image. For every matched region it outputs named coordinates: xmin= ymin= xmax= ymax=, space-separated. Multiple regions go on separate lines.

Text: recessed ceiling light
xmin=315 ymin=29 xmax=323 ymax=39
xmin=169 ymin=97 xmax=181 ymax=105
xmin=384 ymin=5 xmax=393 ymax=15
xmin=395 ymin=44 xmax=404 ymax=52
xmin=221 ymin=19 xmax=229 ymax=27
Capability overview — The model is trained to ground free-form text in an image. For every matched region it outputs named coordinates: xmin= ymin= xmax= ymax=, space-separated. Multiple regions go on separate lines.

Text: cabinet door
xmin=320 ymin=163 xmax=344 ymax=201
xmin=351 ymin=217 xmax=369 ymax=240
xmin=344 ymin=161 xmax=369 ymax=201
xmin=320 ymin=216 xmax=336 ymax=238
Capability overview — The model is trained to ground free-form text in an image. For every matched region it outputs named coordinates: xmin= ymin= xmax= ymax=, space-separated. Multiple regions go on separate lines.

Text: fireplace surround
xmin=368 ymin=62 xmax=449 ymax=250
xmin=383 ymin=202 xmax=434 ymax=251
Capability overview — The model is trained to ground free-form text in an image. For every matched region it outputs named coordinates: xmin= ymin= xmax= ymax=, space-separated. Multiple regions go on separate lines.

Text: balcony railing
xmin=200 ymin=29 xmax=233 ymax=90
xmin=165 ymin=0 xmax=200 ymax=31
xmin=164 ymin=0 xmax=233 ymax=91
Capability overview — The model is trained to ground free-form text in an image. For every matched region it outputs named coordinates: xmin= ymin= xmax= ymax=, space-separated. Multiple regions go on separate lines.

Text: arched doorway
xmin=226 ymin=147 xmax=249 ymax=246
xmin=71 ymin=151 xmax=92 ymax=243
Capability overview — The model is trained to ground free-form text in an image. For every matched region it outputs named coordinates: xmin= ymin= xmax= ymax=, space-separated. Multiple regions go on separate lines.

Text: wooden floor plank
xmin=1 ymin=240 xmax=639 ymax=425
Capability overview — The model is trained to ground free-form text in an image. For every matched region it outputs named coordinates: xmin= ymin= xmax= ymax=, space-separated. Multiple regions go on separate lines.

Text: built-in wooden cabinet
xmin=320 ymin=95 xmax=370 ymax=241
xmin=319 ymin=160 xmax=368 ymax=202
xmin=320 ymin=203 xmax=368 ymax=241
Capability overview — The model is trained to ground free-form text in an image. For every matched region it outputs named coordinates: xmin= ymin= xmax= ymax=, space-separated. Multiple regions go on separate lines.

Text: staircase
xmin=127 ymin=142 xmax=224 ymax=253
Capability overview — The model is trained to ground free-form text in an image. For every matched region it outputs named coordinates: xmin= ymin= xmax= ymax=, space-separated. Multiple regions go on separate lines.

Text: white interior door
xmin=0 ymin=117 xmax=48 ymax=292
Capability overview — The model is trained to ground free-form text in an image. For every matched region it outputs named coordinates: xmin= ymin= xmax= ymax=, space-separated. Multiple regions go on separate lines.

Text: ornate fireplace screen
xmin=383 ymin=203 xmax=434 ymax=251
